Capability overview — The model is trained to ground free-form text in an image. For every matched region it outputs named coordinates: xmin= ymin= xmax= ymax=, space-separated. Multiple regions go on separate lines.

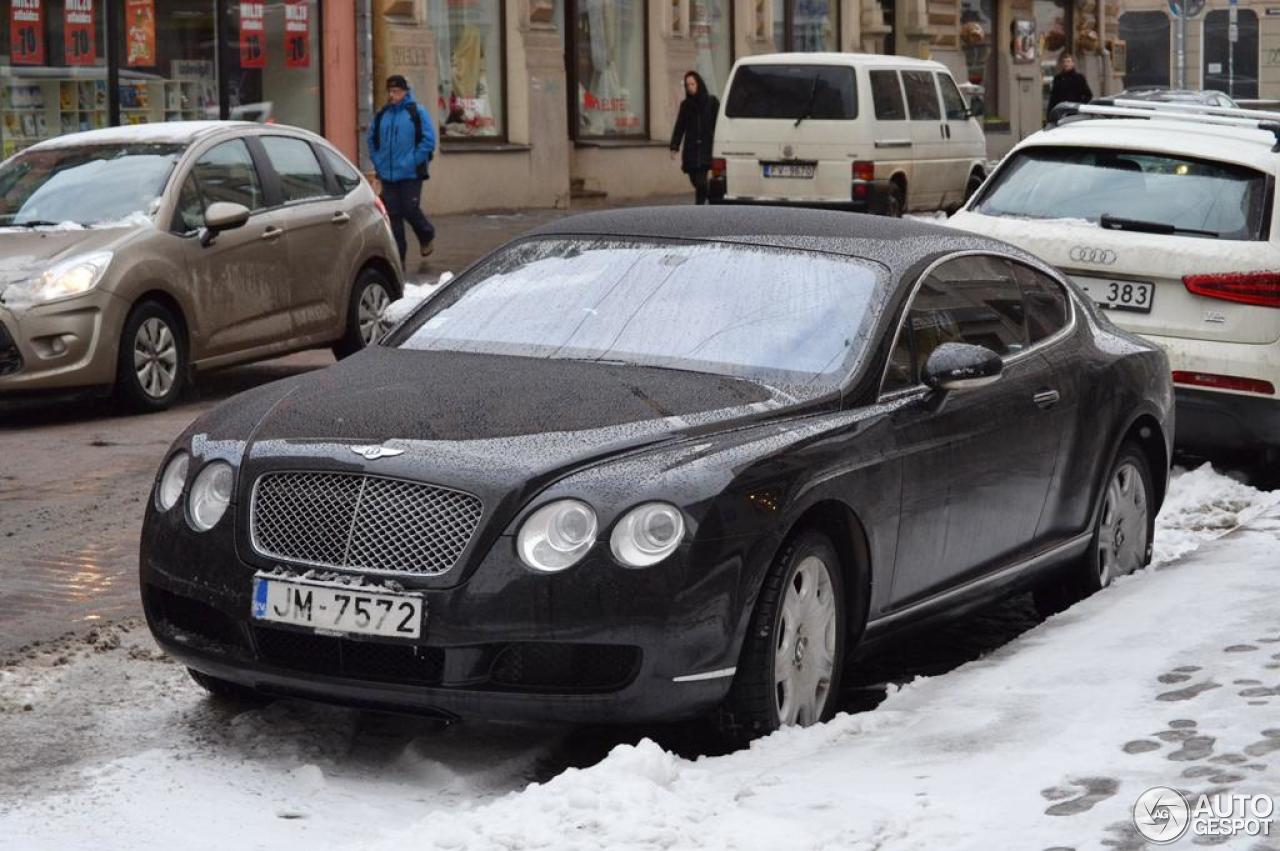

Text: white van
xmin=710 ymin=53 xmax=987 ymax=215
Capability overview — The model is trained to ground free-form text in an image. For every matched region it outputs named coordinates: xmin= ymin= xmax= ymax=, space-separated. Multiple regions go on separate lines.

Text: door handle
xmin=874 ymin=139 xmax=913 ymax=149
xmin=331 ymin=211 xmax=351 ymax=225
xmin=1033 ymin=388 xmax=1061 ymax=409
xmin=261 ymin=226 xmax=284 ymax=241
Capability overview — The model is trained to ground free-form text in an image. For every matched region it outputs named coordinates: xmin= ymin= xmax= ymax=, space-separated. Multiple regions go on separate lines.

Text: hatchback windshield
xmin=392 ymin=238 xmax=884 ymax=386
xmin=975 ymin=146 xmax=1269 ymax=240
xmin=0 ymin=143 xmax=185 ymax=227
xmin=725 ymin=65 xmax=857 ymax=120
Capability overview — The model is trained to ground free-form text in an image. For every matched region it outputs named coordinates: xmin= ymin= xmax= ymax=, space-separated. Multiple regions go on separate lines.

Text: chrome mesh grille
xmin=250 ymin=471 xmax=483 ymax=575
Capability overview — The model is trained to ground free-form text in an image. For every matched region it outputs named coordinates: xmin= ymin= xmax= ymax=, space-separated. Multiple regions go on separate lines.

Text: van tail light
xmin=711 ymin=158 xmax=726 ymax=178
xmin=852 ymin=160 xmax=875 ymax=181
xmin=1172 ymin=371 xmax=1276 ymax=395
xmin=1182 ymin=271 xmax=1280 ymax=308
xmin=374 ymin=196 xmax=390 ymax=222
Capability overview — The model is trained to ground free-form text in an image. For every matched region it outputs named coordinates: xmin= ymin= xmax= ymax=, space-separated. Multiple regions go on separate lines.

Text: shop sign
xmin=64 ymin=0 xmax=96 ymax=66
xmin=10 ymin=0 xmax=45 ymax=66
xmin=125 ymin=0 xmax=155 ymax=66
xmin=284 ymin=0 xmax=310 ymax=68
xmin=240 ymin=2 xmax=267 ymax=68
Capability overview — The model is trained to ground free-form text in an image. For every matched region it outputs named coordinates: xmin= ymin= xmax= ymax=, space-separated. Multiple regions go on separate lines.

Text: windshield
xmin=0 ymin=143 xmax=185 ymax=227
xmin=975 ymin=146 xmax=1269 ymax=240
xmin=725 ymin=65 xmax=857 ymax=120
xmin=391 ymin=238 xmax=885 ymax=386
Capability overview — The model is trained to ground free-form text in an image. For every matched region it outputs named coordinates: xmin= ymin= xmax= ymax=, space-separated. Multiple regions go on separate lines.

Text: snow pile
xmin=1152 ymin=463 xmax=1278 ymax=566
xmin=385 ymin=271 xmax=451 ymax=324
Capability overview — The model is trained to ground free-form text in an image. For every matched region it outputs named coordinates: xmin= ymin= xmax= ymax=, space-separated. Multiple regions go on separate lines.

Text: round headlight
xmin=156 ymin=451 xmax=189 ymax=512
xmin=187 ymin=462 xmax=234 ymax=532
xmin=517 ymin=499 xmax=598 ymax=572
xmin=611 ymin=503 xmax=685 ymax=567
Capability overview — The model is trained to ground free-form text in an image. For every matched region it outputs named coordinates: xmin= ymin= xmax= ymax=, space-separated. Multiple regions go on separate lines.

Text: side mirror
xmin=199 ymin=201 xmax=251 ymax=247
xmin=922 ymin=342 xmax=1003 ymax=392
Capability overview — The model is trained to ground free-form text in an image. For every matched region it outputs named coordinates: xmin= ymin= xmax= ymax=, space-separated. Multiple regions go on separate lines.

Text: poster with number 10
xmin=10 ymin=0 xmax=45 ymax=66
xmin=240 ymin=2 xmax=267 ymax=68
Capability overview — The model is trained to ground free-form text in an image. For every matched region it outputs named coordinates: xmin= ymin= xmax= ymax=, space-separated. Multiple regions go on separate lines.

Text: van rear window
xmin=725 ymin=65 xmax=857 ymax=120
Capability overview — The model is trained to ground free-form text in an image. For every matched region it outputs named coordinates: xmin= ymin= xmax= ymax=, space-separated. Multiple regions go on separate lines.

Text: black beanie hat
xmin=386 ymin=74 xmax=409 ymax=90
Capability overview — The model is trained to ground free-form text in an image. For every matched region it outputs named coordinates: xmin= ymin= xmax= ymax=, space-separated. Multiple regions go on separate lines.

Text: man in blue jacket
xmin=368 ymin=74 xmax=437 ymax=262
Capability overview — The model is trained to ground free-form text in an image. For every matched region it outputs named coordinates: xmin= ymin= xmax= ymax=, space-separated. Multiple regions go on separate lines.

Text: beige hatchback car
xmin=0 ymin=121 xmax=402 ymax=411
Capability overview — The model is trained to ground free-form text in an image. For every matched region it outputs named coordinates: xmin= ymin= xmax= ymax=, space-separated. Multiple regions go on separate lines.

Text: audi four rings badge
xmin=1069 ymin=246 xmax=1117 ymax=265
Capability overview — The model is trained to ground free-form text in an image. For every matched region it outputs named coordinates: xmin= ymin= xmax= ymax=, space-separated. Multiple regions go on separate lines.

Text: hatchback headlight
xmin=3 ymin=251 xmax=113 ymax=305
xmin=187 ymin=462 xmax=233 ymax=532
xmin=517 ymin=499 xmax=598 ymax=572
xmin=155 ymin=451 xmax=189 ymax=511
xmin=611 ymin=503 xmax=685 ymax=567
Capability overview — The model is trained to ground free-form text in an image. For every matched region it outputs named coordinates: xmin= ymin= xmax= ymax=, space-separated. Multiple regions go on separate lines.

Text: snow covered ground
xmin=0 ymin=466 xmax=1275 ymax=850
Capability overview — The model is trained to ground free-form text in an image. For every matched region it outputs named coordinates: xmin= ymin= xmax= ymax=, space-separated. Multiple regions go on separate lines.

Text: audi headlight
xmin=155 ymin=451 xmax=189 ymax=511
xmin=5 ymin=251 xmax=114 ymax=305
xmin=187 ymin=462 xmax=233 ymax=532
xmin=610 ymin=503 xmax=685 ymax=567
xmin=517 ymin=499 xmax=598 ymax=572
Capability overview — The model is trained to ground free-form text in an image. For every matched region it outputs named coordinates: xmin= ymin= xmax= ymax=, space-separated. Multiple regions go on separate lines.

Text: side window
xmin=260 ymin=136 xmax=328 ymax=203
xmin=173 ymin=175 xmax=205 ymax=233
xmin=191 ymin=140 xmax=263 ymax=211
xmin=936 ymin=73 xmax=968 ymax=121
xmin=882 ymin=326 xmax=917 ymax=393
xmin=901 ymin=71 xmax=941 ymax=121
xmin=1012 ymin=262 xmax=1071 ymax=343
xmin=870 ymin=70 xmax=907 ymax=121
xmin=320 ymin=146 xmax=362 ymax=195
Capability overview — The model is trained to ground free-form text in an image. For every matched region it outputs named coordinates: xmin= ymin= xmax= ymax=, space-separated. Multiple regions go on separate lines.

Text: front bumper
xmin=0 ymin=291 xmax=123 ymax=394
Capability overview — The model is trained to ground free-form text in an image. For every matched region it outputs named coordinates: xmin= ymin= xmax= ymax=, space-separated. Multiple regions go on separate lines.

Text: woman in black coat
xmin=669 ymin=71 xmax=719 ymax=205
xmin=1047 ymin=53 xmax=1093 ymax=115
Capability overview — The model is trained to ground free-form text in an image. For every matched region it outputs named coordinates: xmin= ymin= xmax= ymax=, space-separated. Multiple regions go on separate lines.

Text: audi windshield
xmin=974 ymin=146 xmax=1270 ymax=241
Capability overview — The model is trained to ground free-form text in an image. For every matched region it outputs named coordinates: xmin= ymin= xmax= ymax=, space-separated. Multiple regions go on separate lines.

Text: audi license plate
xmin=763 ymin=162 xmax=815 ymax=179
xmin=1072 ymin=276 xmax=1155 ymax=313
xmin=252 ymin=575 xmax=424 ymax=639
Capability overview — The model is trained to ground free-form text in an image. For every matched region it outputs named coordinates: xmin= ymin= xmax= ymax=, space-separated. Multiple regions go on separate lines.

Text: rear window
xmin=975 ymin=146 xmax=1270 ymax=240
xmin=725 ymin=64 xmax=857 ymax=120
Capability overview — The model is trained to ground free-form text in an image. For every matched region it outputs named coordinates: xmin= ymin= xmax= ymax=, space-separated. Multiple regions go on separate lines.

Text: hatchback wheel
xmin=716 ymin=530 xmax=846 ymax=743
xmin=115 ymin=300 xmax=186 ymax=412
xmin=1034 ymin=441 xmax=1154 ymax=617
xmin=334 ymin=267 xmax=395 ymax=358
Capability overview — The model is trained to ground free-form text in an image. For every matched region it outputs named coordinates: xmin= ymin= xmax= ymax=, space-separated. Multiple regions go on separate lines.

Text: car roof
xmin=1016 ymin=117 xmax=1278 ymax=171
xmin=22 ymin=120 xmax=270 ymax=150
xmin=525 ymin=206 xmax=1035 ymax=279
xmin=734 ymin=51 xmax=945 ymax=71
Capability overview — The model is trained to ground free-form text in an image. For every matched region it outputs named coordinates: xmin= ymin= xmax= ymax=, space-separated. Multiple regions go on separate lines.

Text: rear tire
xmin=1033 ymin=441 xmax=1154 ymax=618
xmin=114 ymin=300 xmax=187 ymax=412
xmin=885 ymin=181 xmax=905 ymax=218
xmin=333 ymin=267 xmax=395 ymax=359
xmin=715 ymin=530 xmax=847 ymax=745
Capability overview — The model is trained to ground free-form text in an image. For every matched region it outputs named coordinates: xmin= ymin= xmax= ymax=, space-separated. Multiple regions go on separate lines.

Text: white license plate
xmin=1073 ymin=277 xmax=1155 ymax=313
xmin=252 ymin=575 xmax=424 ymax=639
xmin=763 ymin=163 xmax=815 ymax=179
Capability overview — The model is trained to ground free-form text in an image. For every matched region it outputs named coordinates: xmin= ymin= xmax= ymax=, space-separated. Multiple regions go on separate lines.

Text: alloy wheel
xmin=358 ymin=283 xmax=393 ymax=346
xmin=774 ymin=554 xmax=838 ymax=727
xmin=133 ymin=317 xmax=178 ymax=400
xmin=1097 ymin=461 xmax=1149 ymax=586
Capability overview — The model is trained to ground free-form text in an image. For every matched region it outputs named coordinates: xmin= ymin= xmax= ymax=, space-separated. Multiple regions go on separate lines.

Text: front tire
xmin=114 ymin=300 xmax=186 ymax=412
xmin=333 ymin=267 xmax=395 ymax=359
xmin=716 ymin=530 xmax=846 ymax=744
xmin=1034 ymin=441 xmax=1154 ymax=617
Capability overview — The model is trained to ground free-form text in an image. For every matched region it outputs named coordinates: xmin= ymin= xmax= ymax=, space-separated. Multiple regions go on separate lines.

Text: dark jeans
xmin=687 ymin=169 xmax=709 ymax=205
xmin=380 ymin=178 xmax=436 ymax=261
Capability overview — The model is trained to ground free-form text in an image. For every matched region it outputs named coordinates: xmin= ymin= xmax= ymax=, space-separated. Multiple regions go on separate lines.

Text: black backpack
xmin=372 ymin=103 xmax=431 ymax=179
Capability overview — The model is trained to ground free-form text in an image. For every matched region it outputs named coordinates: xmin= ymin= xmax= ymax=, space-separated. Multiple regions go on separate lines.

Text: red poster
xmin=9 ymin=0 xmax=45 ymax=66
xmin=284 ymin=0 xmax=310 ymax=68
xmin=240 ymin=2 xmax=266 ymax=69
xmin=64 ymin=0 xmax=96 ymax=66
xmin=125 ymin=0 xmax=155 ymax=67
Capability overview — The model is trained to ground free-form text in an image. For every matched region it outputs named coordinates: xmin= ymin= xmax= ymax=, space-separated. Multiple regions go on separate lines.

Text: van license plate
xmin=1072 ymin=277 xmax=1155 ymax=313
xmin=763 ymin=163 xmax=815 ymax=179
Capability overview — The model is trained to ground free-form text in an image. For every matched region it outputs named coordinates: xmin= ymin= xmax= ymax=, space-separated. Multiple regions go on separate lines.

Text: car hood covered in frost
xmin=0 ymin=218 xmax=149 ymax=293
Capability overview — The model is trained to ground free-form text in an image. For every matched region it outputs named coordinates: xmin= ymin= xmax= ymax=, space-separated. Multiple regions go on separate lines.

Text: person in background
xmin=669 ymin=71 xmax=719 ymax=205
xmin=368 ymin=74 xmax=437 ymax=263
xmin=1047 ymin=54 xmax=1093 ymax=114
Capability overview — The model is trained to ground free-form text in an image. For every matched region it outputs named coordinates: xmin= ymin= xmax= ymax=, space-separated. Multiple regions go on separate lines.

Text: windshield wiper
xmin=1100 ymin=213 xmax=1220 ymax=238
xmin=10 ymin=220 xmax=64 ymax=228
xmin=794 ymin=76 xmax=821 ymax=127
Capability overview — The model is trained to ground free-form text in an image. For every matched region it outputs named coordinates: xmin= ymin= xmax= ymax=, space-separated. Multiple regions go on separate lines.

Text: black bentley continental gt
xmin=140 ymin=208 xmax=1173 ymax=740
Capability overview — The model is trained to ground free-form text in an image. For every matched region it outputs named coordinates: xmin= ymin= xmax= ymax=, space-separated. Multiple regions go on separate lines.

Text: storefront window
xmin=1118 ymin=11 xmax=1169 ymax=89
xmin=773 ymin=0 xmax=837 ymax=52
xmin=691 ymin=0 xmax=730 ymax=97
xmin=116 ymin=1 xmax=216 ymax=127
xmin=572 ymin=0 xmax=646 ymax=138
xmin=1034 ymin=0 xmax=1070 ymax=111
xmin=1203 ymin=8 xmax=1257 ymax=99
xmin=430 ymin=0 xmax=504 ymax=139
xmin=226 ymin=0 xmax=322 ymax=132
xmin=1 ymin=0 xmax=108 ymax=156
xmin=959 ymin=0 xmax=996 ymax=118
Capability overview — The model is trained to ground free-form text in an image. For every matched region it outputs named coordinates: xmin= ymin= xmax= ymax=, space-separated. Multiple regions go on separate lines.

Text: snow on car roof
xmin=1019 ymin=117 xmax=1279 ymax=172
xmin=735 ymin=51 xmax=944 ymax=70
xmin=24 ymin=121 xmax=259 ymax=150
